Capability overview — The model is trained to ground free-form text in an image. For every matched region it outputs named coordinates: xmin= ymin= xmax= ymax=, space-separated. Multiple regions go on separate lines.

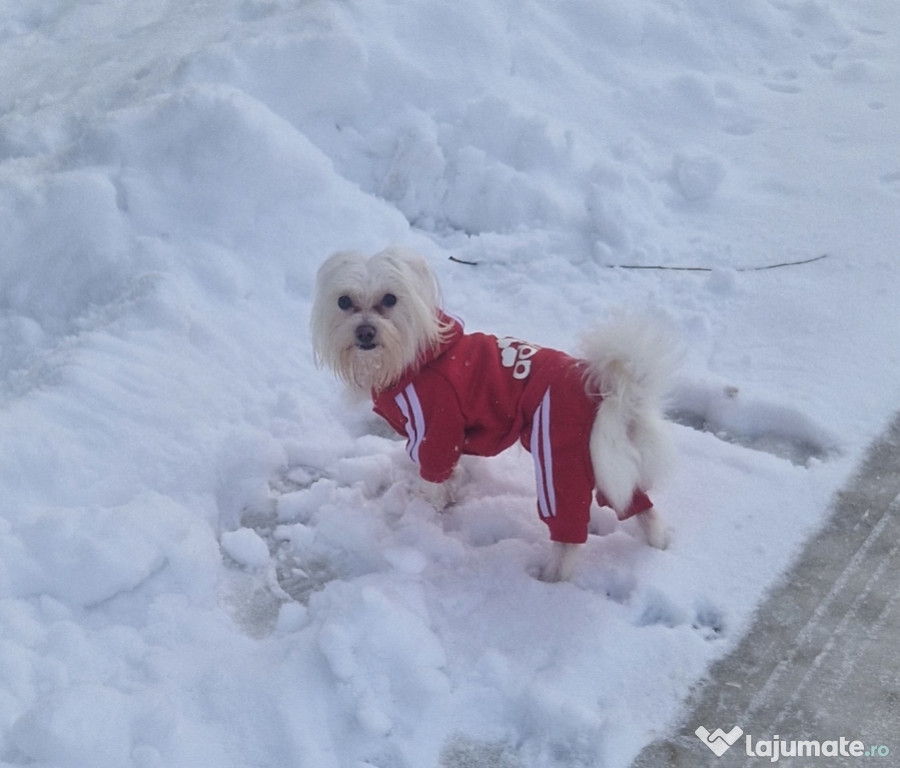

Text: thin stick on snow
xmin=448 ymin=253 xmax=831 ymax=271
xmin=448 ymin=255 xmax=481 ymax=266
xmin=607 ymin=253 xmax=830 ymax=272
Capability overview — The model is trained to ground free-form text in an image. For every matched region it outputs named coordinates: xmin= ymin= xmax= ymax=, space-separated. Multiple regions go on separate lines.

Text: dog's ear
xmin=315 ymin=250 xmax=366 ymax=297
xmin=373 ymin=246 xmax=442 ymax=308
xmin=310 ymin=250 xmax=366 ymax=368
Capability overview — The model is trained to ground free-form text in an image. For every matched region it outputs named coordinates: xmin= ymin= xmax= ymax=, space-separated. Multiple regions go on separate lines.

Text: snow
xmin=0 ymin=0 xmax=898 ymax=766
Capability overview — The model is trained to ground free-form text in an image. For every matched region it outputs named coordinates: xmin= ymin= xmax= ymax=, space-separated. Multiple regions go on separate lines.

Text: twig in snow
xmin=448 ymin=253 xmax=831 ymax=271
xmin=606 ymin=253 xmax=831 ymax=272
xmin=448 ymin=255 xmax=481 ymax=266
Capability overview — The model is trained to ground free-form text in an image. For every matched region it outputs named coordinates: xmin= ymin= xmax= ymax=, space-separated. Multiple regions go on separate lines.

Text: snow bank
xmin=0 ymin=0 xmax=898 ymax=766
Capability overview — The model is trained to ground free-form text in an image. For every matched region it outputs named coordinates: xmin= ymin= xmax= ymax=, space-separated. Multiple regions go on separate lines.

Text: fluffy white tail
xmin=581 ymin=317 xmax=679 ymax=515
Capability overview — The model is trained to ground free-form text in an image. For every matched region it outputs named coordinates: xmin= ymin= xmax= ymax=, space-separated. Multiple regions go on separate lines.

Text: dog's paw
xmin=416 ymin=466 xmax=467 ymax=512
xmin=637 ymin=507 xmax=669 ymax=550
xmin=419 ymin=479 xmax=452 ymax=511
xmin=537 ymin=542 xmax=581 ymax=583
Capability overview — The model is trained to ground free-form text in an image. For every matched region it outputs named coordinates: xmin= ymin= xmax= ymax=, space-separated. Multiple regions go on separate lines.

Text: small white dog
xmin=311 ymin=246 xmax=676 ymax=581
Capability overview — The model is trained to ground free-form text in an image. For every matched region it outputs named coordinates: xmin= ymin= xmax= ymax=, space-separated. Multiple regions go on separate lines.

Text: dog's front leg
xmin=419 ymin=479 xmax=453 ymax=511
xmin=417 ymin=467 xmax=463 ymax=512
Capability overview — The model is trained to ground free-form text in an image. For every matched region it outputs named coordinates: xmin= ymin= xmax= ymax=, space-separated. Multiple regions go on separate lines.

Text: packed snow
xmin=1 ymin=0 xmax=898 ymax=766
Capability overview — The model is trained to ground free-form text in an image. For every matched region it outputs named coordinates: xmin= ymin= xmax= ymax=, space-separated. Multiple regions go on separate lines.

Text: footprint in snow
xmin=634 ymin=589 xmax=726 ymax=639
xmin=219 ymin=493 xmax=346 ymax=638
xmin=879 ymin=170 xmax=900 ymax=191
xmin=667 ymin=382 xmax=838 ymax=466
xmin=760 ymin=67 xmax=802 ymax=94
xmin=269 ymin=464 xmax=326 ymax=493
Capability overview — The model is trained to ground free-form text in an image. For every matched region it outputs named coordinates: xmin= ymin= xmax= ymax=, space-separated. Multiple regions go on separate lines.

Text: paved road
xmin=631 ymin=412 xmax=900 ymax=767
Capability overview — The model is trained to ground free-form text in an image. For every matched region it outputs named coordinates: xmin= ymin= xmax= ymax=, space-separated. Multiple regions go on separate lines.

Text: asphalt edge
xmin=630 ymin=411 xmax=900 ymax=767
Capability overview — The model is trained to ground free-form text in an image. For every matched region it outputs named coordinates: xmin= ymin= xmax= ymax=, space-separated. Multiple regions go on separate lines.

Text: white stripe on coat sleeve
xmin=395 ymin=384 xmax=426 ymax=465
xmin=530 ymin=390 xmax=556 ymax=518
xmin=540 ymin=390 xmax=557 ymax=516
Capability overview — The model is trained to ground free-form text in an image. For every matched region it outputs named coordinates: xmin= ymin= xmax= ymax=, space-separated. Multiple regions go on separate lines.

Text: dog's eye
xmin=337 ymin=295 xmax=353 ymax=311
xmin=381 ymin=293 xmax=397 ymax=308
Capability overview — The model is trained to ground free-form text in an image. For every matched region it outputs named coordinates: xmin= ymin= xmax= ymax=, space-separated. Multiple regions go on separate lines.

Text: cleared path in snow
xmin=632 ymin=412 xmax=900 ymax=767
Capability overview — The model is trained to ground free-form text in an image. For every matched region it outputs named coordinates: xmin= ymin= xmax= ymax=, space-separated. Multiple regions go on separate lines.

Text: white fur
xmin=311 ymin=247 xmax=677 ymax=581
xmin=418 ymin=471 xmax=462 ymax=512
xmin=310 ymin=247 xmax=453 ymax=392
xmin=637 ymin=506 xmax=670 ymax=550
xmin=580 ymin=318 xmax=680 ymax=517
xmin=541 ymin=542 xmax=582 ymax=583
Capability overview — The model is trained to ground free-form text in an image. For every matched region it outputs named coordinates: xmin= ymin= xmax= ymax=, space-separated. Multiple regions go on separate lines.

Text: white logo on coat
xmin=497 ymin=337 xmax=540 ymax=380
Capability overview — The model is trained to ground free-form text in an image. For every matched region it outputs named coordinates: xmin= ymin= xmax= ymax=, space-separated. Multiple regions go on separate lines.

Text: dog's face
xmin=310 ymin=247 xmax=446 ymax=392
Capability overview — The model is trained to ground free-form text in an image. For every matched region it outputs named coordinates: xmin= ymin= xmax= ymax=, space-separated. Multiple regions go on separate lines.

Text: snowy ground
xmin=0 ymin=1 xmax=898 ymax=766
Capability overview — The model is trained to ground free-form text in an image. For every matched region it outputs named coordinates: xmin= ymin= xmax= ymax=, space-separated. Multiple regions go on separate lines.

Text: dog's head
xmin=310 ymin=247 xmax=451 ymax=392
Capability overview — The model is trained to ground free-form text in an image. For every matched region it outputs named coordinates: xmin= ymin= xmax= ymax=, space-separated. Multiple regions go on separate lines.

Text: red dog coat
xmin=372 ymin=315 xmax=652 ymax=544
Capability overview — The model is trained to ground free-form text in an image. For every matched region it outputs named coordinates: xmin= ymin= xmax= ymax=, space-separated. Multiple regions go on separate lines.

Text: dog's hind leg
xmin=539 ymin=542 xmax=581 ymax=582
xmin=637 ymin=507 xmax=669 ymax=550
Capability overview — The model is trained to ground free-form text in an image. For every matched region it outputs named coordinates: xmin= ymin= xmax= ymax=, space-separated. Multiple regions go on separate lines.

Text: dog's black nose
xmin=355 ymin=323 xmax=377 ymax=349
